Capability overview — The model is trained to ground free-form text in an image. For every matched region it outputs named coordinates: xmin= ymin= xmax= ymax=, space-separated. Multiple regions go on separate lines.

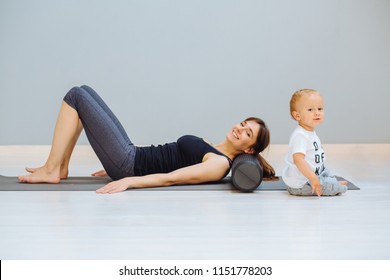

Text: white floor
xmin=0 ymin=144 xmax=389 ymax=260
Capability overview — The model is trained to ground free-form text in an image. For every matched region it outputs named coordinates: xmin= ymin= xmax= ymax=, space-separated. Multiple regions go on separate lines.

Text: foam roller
xmin=231 ymin=153 xmax=263 ymax=192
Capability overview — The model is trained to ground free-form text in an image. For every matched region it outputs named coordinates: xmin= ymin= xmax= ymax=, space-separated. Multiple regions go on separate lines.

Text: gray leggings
xmin=63 ymin=85 xmax=136 ymax=180
xmin=287 ymin=169 xmax=348 ymax=196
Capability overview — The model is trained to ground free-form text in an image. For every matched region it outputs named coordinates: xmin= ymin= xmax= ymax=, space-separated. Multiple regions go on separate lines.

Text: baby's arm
xmin=293 ymin=153 xmax=322 ymax=196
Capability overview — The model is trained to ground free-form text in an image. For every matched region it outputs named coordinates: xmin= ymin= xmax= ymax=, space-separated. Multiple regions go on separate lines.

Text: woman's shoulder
xmin=177 ymin=135 xmax=208 ymax=149
xmin=177 ymin=135 xmax=206 ymax=145
xmin=177 ymin=134 xmax=200 ymax=140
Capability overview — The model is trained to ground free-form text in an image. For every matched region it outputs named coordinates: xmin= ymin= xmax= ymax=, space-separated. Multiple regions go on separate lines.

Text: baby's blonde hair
xmin=289 ymin=88 xmax=320 ymax=119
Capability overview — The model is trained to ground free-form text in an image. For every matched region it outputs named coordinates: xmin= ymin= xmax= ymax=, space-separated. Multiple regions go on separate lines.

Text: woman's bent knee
xmin=63 ymin=86 xmax=90 ymax=109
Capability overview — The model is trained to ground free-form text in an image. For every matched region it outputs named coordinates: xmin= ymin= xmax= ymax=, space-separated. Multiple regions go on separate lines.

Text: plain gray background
xmin=1 ymin=0 xmax=389 ymax=145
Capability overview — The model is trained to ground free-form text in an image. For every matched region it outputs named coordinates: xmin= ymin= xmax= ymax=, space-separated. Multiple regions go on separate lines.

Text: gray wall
xmin=1 ymin=0 xmax=389 ymax=145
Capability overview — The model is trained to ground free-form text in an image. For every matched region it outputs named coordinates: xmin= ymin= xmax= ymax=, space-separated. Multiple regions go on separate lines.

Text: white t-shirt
xmin=282 ymin=126 xmax=326 ymax=188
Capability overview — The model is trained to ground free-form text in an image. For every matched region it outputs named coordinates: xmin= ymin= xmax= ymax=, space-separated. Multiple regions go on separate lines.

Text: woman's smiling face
xmin=227 ymin=120 xmax=260 ymax=154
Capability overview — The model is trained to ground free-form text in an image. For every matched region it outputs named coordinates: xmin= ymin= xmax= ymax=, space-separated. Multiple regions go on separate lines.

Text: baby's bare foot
xmin=339 ymin=180 xmax=348 ymax=185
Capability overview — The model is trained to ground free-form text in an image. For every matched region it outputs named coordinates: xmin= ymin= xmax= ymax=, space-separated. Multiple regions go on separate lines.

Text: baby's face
xmin=293 ymin=93 xmax=324 ymax=131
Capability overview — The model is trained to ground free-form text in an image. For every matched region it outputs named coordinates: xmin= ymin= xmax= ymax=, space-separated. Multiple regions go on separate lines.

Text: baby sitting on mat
xmin=282 ymin=89 xmax=348 ymax=196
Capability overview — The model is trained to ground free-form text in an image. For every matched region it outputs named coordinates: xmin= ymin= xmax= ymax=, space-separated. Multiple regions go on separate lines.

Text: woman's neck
xmin=213 ymin=141 xmax=240 ymax=160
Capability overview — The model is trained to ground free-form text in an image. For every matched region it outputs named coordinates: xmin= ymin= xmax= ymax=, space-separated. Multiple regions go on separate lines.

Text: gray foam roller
xmin=231 ymin=153 xmax=263 ymax=192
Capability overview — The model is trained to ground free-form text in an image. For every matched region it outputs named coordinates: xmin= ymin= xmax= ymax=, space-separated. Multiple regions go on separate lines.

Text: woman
xmin=18 ymin=85 xmax=275 ymax=193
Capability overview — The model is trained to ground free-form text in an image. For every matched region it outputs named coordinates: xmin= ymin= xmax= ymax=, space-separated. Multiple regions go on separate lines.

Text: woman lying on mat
xmin=18 ymin=85 xmax=275 ymax=193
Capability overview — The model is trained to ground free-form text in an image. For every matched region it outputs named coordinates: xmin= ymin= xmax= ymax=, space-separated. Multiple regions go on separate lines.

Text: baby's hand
xmin=310 ymin=178 xmax=322 ymax=196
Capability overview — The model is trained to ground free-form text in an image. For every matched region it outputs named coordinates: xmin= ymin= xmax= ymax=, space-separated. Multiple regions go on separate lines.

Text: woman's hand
xmin=91 ymin=169 xmax=108 ymax=177
xmin=96 ymin=178 xmax=130 ymax=194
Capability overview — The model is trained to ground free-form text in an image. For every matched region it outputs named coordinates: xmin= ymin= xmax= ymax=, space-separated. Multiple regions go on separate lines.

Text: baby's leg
xmin=320 ymin=176 xmax=348 ymax=196
xmin=287 ymin=184 xmax=313 ymax=196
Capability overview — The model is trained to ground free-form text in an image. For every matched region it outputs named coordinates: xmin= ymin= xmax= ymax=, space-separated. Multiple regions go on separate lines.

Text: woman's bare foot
xmin=91 ymin=169 xmax=108 ymax=177
xmin=25 ymin=166 xmax=68 ymax=179
xmin=18 ymin=166 xmax=61 ymax=184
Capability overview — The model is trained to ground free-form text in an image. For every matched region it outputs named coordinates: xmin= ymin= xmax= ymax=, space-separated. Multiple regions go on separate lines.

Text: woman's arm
xmin=293 ymin=153 xmax=322 ymax=196
xmin=96 ymin=154 xmax=230 ymax=194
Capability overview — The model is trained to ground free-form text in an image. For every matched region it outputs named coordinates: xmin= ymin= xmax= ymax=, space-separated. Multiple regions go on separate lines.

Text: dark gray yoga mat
xmin=0 ymin=175 xmax=359 ymax=191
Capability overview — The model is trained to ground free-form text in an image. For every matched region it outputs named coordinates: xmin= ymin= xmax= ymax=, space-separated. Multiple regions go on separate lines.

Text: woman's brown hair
xmin=245 ymin=117 xmax=277 ymax=180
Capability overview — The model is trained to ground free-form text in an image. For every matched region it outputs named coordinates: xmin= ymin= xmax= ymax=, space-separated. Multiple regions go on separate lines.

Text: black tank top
xmin=134 ymin=135 xmax=232 ymax=176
